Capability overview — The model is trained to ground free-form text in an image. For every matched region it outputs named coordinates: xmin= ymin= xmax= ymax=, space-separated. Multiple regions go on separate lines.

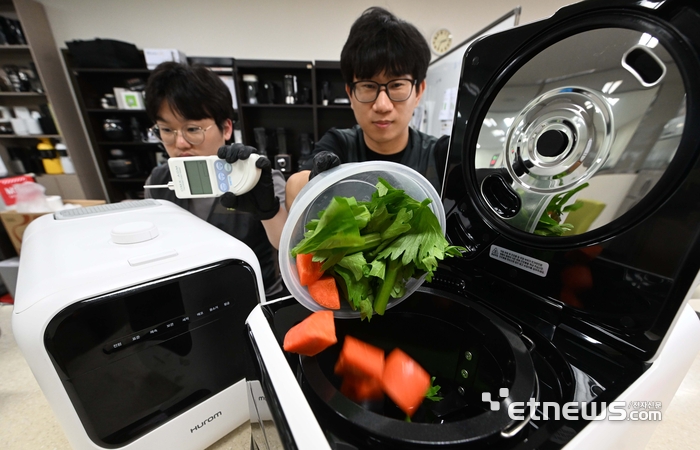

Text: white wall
xmin=37 ymin=0 xmax=579 ymax=62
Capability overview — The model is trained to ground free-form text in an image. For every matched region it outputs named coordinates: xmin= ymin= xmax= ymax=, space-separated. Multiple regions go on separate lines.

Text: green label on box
xmin=125 ymin=94 xmax=138 ymax=107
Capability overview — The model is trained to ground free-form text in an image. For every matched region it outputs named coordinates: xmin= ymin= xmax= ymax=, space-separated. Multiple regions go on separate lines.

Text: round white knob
xmin=111 ymin=221 xmax=159 ymax=244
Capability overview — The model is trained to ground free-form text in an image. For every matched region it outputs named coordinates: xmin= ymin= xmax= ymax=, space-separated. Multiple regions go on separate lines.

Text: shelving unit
xmin=64 ymin=53 xmax=357 ymax=201
xmin=0 ymin=40 xmax=59 ymax=175
xmin=232 ymin=59 xmax=355 ymax=174
xmin=233 ymin=59 xmax=315 ymax=174
xmin=0 ymin=0 xmax=104 ymax=258
xmin=0 ymin=0 xmax=103 ymax=202
xmin=62 ymin=51 xmax=156 ymax=201
xmin=314 ymin=60 xmax=355 ymax=140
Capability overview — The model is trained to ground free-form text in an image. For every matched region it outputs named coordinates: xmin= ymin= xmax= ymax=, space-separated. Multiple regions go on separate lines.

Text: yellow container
xmin=37 ymin=138 xmax=63 ymax=174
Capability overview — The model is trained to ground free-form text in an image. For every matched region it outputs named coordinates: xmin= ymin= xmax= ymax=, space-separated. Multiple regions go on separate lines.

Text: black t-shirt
xmin=366 ymin=147 xmax=405 ymax=164
xmin=303 ymin=125 xmax=449 ymax=192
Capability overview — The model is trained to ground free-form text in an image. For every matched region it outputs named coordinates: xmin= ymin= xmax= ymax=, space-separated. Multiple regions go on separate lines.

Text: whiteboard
xmin=415 ymin=8 xmax=521 ymax=138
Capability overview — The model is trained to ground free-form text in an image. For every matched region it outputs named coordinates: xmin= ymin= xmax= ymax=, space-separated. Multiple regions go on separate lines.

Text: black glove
xmin=309 ymin=151 xmax=341 ymax=180
xmin=218 ymin=144 xmax=280 ymax=221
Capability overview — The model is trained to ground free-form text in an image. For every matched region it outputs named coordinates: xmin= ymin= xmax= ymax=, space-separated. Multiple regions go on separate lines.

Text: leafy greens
xmin=292 ymin=178 xmax=465 ymax=321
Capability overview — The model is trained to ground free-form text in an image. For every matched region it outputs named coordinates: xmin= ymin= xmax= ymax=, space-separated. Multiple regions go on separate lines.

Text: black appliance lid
xmin=443 ymin=0 xmax=700 ymax=360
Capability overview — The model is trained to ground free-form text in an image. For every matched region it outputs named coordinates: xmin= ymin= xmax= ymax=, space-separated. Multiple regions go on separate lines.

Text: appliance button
xmin=208 ymin=304 xmax=220 ymax=314
xmin=103 ymin=340 xmax=126 ymax=354
xmin=103 ymin=332 xmax=142 ymax=354
xmin=169 ymin=315 xmax=189 ymax=330
xmin=111 ymin=221 xmax=159 ymax=244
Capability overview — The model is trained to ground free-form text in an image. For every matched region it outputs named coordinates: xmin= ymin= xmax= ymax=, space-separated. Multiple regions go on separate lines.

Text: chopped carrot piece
xmin=283 ymin=310 xmax=337 ymax=356
xmin=334 ymin=335 xmax=384 ymax=381
xmin=308 ymin=276 xmax=341 ymax=310
xmin=381 ymin=348 xmax=430 ymax=417
xmin=334 ymin=352 xmax=347 ymax=374
xmin=297 ymin=253 xmax=324 ymax=286
xmin=340 ymin=374 xmax=384 ymax=402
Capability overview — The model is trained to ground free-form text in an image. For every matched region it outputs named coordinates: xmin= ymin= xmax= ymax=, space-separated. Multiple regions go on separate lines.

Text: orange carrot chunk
xmin=283 ymin=310 xmax=337 ymax=356
xmin=297 ymin=253 xmax=324 ymax=286
xmin=334 ymin=335 xmax=384 ymax=381
xmin=308 ymin=276 xmax=341 ymax=310
xmin=340 ymin=374 xmax=384 ymax=402
xmin=381 ymin=348 xmax=431 ymax=417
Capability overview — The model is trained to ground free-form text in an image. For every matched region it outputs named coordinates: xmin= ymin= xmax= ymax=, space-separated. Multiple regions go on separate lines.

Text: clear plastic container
xmin=279 ymin=161 xmax=446 ymax=318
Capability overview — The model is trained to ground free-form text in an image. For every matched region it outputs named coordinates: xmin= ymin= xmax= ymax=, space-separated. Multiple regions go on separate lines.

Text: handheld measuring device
xmin=144 ymin=154 xmax=262 ymax=199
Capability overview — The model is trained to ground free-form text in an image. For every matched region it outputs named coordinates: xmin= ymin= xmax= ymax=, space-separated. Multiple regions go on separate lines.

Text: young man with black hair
xmin=144 ymin=61 xmax=287 ymax=297
xmin=285 ymin=7 xmax=448 ymax=210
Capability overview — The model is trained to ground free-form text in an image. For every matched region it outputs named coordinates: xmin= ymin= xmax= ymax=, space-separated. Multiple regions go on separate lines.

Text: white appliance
xmin=243 ymin=0 xmax=700 ymax=448
xmin=12 ymin=199 xmax=264 ymax=450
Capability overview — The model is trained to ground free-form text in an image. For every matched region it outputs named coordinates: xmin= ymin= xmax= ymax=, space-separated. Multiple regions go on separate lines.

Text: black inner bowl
xmin=299 ymin=287 xmax=537 ymax=448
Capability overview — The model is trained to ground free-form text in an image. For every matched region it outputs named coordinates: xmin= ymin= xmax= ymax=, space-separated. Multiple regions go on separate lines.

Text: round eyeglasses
xmin=150 ymin=124 xmax=214 ymax=146
xmin=350 ymin=79 xmax=417 ymax=103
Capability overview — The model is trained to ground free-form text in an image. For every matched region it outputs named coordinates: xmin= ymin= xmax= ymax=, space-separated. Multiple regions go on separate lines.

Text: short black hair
xmin=145 ymin=62 xmax=234 ymax=132
xmin=340 ymin=7 xmax=430 ymax=86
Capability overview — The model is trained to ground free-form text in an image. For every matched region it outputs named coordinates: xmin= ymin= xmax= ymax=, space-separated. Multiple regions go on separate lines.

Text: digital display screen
xmin=183 ymin=160 xmax=213 ymax=195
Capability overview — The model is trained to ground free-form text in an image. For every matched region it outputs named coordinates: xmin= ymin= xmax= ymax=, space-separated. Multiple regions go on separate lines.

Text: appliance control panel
xmin=103 ymin=299 xmax=234 ymax=354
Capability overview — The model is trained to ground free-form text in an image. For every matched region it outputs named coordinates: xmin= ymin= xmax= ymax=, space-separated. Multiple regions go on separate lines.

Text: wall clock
xmin=431 ymin=28 xmax=453 ymax=55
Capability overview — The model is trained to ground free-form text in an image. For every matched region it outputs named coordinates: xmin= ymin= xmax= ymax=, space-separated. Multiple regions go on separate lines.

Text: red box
xmin=0 ymin=175 xmax=35 ymax=207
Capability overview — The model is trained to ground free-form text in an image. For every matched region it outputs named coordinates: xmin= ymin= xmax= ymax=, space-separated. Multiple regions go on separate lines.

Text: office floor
xmin=1 ymin=301 xmax=698 ymax=450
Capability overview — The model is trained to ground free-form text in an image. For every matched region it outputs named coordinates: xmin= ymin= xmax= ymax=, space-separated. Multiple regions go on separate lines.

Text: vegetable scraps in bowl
xmin=291 ymin=178 xmax=465 ymax=321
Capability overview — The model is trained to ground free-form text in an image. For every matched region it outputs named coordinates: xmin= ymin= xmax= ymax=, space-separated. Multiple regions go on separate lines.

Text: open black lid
xmin=442 ymin=0 xmax=700 ymax=361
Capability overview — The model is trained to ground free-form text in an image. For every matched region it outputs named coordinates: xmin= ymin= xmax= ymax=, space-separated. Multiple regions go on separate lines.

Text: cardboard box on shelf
xmin=0 ymin=200 xmax=106 ymax=254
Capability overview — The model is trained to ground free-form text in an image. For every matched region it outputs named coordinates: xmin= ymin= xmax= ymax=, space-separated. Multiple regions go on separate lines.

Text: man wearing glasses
xmin=144 ymin=62 xmax=287 ymax=298
xmin=285 ymin=7 xmax=448 ymax=210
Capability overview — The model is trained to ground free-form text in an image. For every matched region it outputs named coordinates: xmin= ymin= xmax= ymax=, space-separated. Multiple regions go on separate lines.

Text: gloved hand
xmin=218 ymin=144 xmax=280 ymax=220
xmin=309 ymin=151 xmax=341 ymax=180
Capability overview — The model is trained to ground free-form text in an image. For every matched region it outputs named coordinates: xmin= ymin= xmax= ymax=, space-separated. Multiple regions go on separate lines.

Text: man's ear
xmin=415 ymin=80 xmax=427 ymax=102
xmin=345 ymin=84 xmax=355 ymax=110
xmin=222 ymin=118 xmax=233 ymax=141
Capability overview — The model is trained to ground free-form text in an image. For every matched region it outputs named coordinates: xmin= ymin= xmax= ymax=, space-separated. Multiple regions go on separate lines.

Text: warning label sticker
xmin=489 ymin=245 xmax=549 ymax=277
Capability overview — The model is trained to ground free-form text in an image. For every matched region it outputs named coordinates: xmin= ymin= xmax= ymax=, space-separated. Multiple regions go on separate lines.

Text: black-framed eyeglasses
xmin=149 ymin=124 xmax=214 ymax=146
xmin=350 ymin=78 xmax=417 ymax=103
